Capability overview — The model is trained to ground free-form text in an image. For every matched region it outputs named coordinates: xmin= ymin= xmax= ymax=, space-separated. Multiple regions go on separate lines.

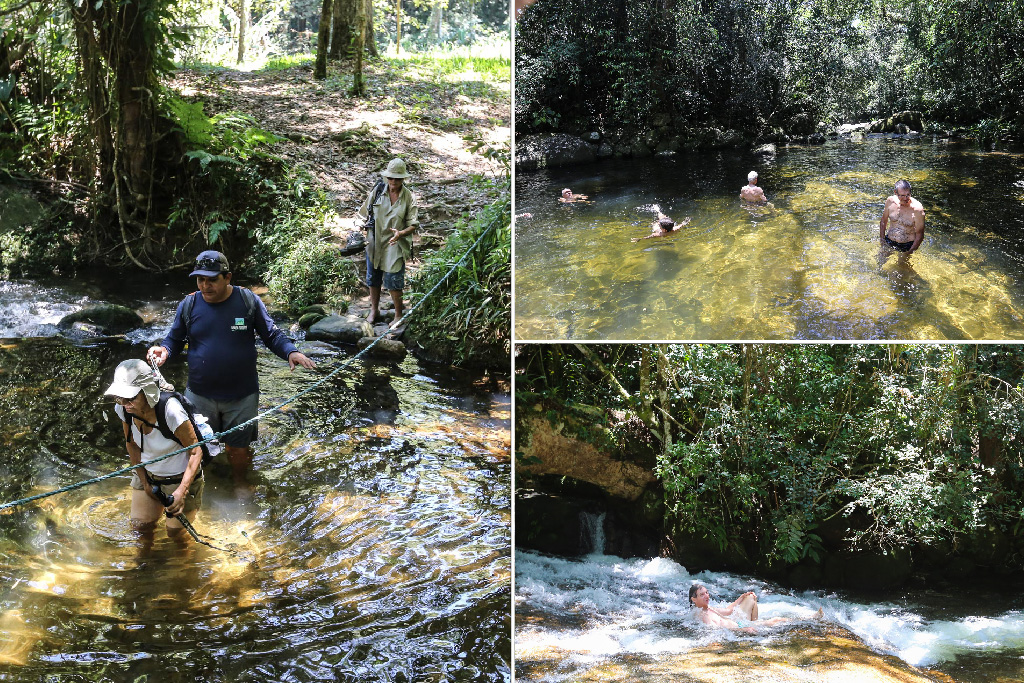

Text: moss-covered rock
xmin=57 ymin=305 xmax=143 ymax=335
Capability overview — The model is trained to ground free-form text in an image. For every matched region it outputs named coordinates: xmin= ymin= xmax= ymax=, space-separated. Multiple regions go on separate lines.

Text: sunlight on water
xmin=516 ymin=549 xmax=1024 ymax=683
xmin=0 ymin=336 xmax=510 ymax=682
xmin=515 ymin=139 xmax=1024 ymax=339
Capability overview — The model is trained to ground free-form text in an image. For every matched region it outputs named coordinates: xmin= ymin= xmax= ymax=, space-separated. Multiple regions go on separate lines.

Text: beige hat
xmin=381 ymin=158 xmax=410 ymax=179
xmin=105 ymin=359 xmax=160 ymax=407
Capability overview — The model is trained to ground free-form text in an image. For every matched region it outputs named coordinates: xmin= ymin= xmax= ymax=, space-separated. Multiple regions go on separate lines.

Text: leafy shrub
xmin=267 ymin=231 xmax=358 ymax=312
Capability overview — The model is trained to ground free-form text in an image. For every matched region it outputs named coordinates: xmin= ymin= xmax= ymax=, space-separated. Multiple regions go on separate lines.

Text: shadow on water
xmin=515 ymin=139 xmax=1024 ymax=340
xmin=0 ymin=335 xmax=510 ymax=682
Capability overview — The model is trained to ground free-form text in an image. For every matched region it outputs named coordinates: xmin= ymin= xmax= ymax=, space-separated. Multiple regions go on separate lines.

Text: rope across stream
xmin=0 ymin=216 xmax=502 ymax=513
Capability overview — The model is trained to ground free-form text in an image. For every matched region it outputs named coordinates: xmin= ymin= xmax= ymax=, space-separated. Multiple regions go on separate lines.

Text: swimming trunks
xmin=885 ymin=235 xmax=914 ymax=252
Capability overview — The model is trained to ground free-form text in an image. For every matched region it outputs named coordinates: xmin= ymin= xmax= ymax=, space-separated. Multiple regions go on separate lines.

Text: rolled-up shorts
xmin=366 ymin=251 xmax=405 ymax=291
xmin=131 ymin=471 xmax=204 ymax=514
xmin=185 ymin=389 xmax=259 ymax=449
xmin=885 ymin=235 xmax=914 ymax=252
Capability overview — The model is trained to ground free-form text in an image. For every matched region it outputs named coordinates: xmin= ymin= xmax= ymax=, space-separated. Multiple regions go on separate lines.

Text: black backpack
xmin=363 ymin=180 xmax=387 ymax=233
xmin=120 ymin=390 xmax=218 ymax=465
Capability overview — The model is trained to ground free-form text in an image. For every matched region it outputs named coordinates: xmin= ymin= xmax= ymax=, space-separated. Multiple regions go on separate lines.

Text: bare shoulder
xmin=911 ymin=198 xmax=925 ymax=212
xmin=884 ymin=195 xmax=897 ymax=206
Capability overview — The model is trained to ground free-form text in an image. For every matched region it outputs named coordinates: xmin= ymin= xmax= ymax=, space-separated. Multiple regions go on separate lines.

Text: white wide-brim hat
xmin=381 ymin=158 xmax=410 ymax=179
xmin=105 ymin=359 xmax=160 ymax=407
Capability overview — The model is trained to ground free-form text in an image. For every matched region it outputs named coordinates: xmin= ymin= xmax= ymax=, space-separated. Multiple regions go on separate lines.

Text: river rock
xmin=596 ymin=142 xmax=614 ymax=159
xmin=306 ymin=315 xmax=373 ymax=344
xmin=586 ymin=131 xmax=601 ymax=142
xmin=298 ymin=312 xmax=326 ymax=328
xmin=57 ymin=305 xmax=143 ymax=335
xmin=630 ymin=140 xmax=652 ymax=157
xmin=515 ymin=134 xmax=596 ymax=171
xmin=808 ymin=132 xmax=826 ymax=144
xmin=752 ymin=143 xmax=776 ymax=156
xmin=357 ymin=335 xmax=407 ymax=360
xmin=837 ymin=122 xmax=871 ymax=135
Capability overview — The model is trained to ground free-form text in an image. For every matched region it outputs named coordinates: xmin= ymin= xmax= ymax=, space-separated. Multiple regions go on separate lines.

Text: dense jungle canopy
xmin=516 ymin=344 xmax=1024 ymax=573
xmin=515 ymin=0 xmax=1024 ymax=141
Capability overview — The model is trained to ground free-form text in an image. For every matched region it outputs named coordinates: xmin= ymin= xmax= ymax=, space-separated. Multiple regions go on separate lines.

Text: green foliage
xmin=516 ymin=0 xmax=1024 ymax=137
xmin=267 ymin=231 xmax=359 ymax=312
xmin=519 ymin=344 xmax=1024 ymax=567
xmin=407 ymin=143 xmax=509 ymax=368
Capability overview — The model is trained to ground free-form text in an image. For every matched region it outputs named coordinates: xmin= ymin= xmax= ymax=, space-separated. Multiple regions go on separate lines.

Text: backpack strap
xmin=364 ymin=179 xmax=387 ymax=232
xmin=183 ymin=288 xmax=258 ymax=340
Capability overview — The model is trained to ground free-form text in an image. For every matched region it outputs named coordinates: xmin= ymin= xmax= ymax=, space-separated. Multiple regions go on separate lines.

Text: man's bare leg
xmin=226 ymin=445 xmax=253 ymax=487
xmin=736 ymin=593 xmax=759 ymax=621
xmin=389 ymin=289 xmax=404 ymax=325
xmin=368 ymin=285 xmax=382 ymax=324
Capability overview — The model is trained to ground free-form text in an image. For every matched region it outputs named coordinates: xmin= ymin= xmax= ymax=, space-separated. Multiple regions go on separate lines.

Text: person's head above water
xmin=659 ymin=218 xmax=675 ymax=231
xmin=748 ymin=171 xmax=758 ymax=184
xmin=689 ymin=583 xmax=711 ymax=609
xmin=561 ymin=188 xmax=573 ymax=198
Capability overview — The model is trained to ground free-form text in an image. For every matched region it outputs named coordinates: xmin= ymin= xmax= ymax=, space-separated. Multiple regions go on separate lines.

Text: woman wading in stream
xmin=105 ymin=359 xmax=204 ymax=538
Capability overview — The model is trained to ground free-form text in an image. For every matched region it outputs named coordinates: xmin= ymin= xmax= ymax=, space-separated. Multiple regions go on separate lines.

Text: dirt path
xmin=171 ymin=57 xmax=507 ymax=237
xmin=169 ymin=55 xmax=509 ymax=325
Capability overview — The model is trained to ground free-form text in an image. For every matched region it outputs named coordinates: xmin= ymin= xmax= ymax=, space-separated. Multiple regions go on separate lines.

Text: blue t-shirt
xmin=161 ymin=287 xmax=298 ymax=401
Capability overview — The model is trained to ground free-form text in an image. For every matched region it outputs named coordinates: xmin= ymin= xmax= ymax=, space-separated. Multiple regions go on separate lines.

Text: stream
xmin=514 ymin=514 xmax=1024 ymax=683
xmin=514 ymin=137 xmax=1024 ymax=340
xmin=0 ymin=277 xmax=511 ymax=682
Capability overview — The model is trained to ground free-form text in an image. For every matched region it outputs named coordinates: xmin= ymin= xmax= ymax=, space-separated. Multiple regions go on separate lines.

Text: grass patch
xmin=262 ymin=53 xmax=315 ymax=72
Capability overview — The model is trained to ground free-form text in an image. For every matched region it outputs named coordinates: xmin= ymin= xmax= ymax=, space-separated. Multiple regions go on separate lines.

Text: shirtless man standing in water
xmin=879 ymin=179 xmax=925 ymax=262
xmin=740 ymin=171 xmax=767 ymax=204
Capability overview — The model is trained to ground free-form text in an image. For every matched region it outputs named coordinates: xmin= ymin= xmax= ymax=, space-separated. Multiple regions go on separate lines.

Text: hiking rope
xmin=0 ymin=215 xmax=504 ymax=513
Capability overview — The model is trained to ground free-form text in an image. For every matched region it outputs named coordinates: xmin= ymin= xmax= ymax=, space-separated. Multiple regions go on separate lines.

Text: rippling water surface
xmin=515 ymin=138 xmax=1024 ymax=340
xmin=0 ymin=314 xmax=510 ymax=680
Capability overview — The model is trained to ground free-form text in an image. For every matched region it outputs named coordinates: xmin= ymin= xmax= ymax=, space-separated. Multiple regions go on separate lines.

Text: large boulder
xmin=306 ymin=314 xmax=373 ymax=344
xmin=57 ymin=305 xmax=143 ymax=335
xmin=515 ymin=134 xmax=597 ymax=171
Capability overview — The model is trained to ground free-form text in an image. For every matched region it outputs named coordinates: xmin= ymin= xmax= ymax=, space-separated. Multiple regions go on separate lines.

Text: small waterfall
xmin=579 ymin=511 xmax=606 ymax=555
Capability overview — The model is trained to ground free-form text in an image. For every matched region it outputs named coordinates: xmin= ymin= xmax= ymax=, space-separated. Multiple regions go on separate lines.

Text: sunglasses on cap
xmin=194 ymin=256 xmax=227 ymax=272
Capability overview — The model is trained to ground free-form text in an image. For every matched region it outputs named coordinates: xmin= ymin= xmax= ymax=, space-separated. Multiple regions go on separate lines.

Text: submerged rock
xmin=306 ymin=315 xmax=373 ymax=344
xmin=57 ymin=305 xmax=143 ymax=335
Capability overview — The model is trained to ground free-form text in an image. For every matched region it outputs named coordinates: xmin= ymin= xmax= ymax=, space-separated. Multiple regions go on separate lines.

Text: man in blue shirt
xmin=148 ymin=250 xmax=316 ymax=484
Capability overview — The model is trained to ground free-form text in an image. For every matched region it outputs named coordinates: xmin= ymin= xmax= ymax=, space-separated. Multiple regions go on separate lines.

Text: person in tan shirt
xmin=358 ymin=158 xmax=420 ymax=329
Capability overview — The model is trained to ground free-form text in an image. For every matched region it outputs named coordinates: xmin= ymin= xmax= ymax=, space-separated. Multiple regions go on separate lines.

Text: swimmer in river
xmin=559 ymin=188 xmax=589 ymax=203
xmin=632 ymin=211 xmax=691 ymax=242
xmin=878 ymin=179 xmax=925 ymax=264
xmin=740 ymin=171 xmax=768 ymax=204
xmin=688 ymin=584 xmax=794 ymax=633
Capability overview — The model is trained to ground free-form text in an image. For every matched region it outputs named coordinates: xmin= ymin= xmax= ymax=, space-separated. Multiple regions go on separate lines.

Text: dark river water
xmin=0 ymin=279 xmax=510 ymax=682
xmin=515 ymin=138 xmax=1024 ymax=340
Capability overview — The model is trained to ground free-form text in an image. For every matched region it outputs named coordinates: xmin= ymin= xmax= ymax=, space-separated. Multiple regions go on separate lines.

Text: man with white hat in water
xmin=358 ymin=158 xmax=420 ymax=333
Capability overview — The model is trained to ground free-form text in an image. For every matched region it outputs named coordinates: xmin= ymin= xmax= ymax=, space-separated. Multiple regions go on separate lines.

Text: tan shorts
xmin=130 ymin=470 xmax=204 ymax=514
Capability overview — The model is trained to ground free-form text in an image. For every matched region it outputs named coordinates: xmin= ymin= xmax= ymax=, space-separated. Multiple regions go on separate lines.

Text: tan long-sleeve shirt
xmin=358 ymin=184 xmax=420 ymax=273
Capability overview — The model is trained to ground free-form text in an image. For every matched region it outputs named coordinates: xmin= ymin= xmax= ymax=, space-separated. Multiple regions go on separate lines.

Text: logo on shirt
xmin=231 ymin=317 xmax=247 ymax=331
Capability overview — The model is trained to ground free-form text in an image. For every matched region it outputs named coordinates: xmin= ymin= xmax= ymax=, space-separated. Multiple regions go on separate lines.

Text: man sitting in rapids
xmin=688 ymin=583 xmax=794 ymax=632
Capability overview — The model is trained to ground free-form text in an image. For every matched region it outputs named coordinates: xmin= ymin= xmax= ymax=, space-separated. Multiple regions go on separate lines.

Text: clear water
xmin=514 ymin=138 xmax=1024 ymax=340
xmin=0 ymin=282 xmax=511 ymax=682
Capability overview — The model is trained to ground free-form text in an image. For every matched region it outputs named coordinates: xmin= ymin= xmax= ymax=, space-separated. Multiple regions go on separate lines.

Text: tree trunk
xmin=331 ymin=0 xmax=357 ymax=58
xmin=351 ymin=0 xmax=365 ymax=95
xmin=365 ymin=0 xmax=378 ymax=56
xmin=429 ymin=3 xmax=442 ymax=43
xmin=237 ymin=0 xmax=248 ymax=64
xmin=314 ymin=0 xmax=333 ymax=79
xmin=395 ymin=0 xmax=401 ymax=54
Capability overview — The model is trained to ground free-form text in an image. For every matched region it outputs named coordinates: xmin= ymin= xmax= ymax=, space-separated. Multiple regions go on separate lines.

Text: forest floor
xmin=167 ymin=53 xmax=510 ymax=327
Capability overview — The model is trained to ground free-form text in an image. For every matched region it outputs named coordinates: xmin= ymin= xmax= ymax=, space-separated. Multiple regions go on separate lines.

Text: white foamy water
xmin=515 ymin=549 xmax=1024 ymax=670
xmin=0 ymin=281 xmax=90 ymax=337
